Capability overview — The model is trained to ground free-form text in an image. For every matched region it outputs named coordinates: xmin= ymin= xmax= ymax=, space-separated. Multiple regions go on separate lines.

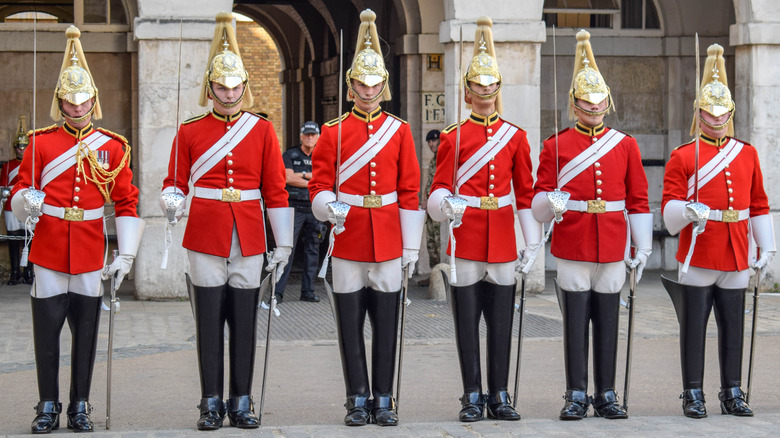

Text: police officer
xmin=427 ymin=17 xmax=542 ymax=422
xmin=1 ymin=115 xmax=33 ymax=285
xmin=12 ymin=26 xmax=144 ymax=433
xmin=160 ymin=12 xmax=292 ymax=430
xmin=532 ymin=30 xmax=651 ymax=420
xmin=274 ymin=121 xmax=325 ymax=303
xmin=661 ymin=44 xmax=775 ymax=418
xmin=309 ymin=9 xmax=425 ymax=427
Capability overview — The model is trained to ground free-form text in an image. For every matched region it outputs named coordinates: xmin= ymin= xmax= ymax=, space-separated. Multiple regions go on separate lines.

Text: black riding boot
xmin=66 ymin=293 xmax=101 ymax=432
xmin=591 ymin=291 xmax=627 ymax=419
xmin=30 ymin=294 xmax=69 ymax=433
xmin=482 ymin=282 xmax=520 ymax=421
xmin=333 ymin=289 xmax=371 ymax=426
xmin=450 ymin=283 xmax=485 ymax=422
xmin=226 ymin=285 xmax=260 ymax=428
xmin=7 ymin=232 xmax=22 ymax=285
xmin=192 ymin=284 xmax=228 ymax=430
xmin=366 ymin=288 xmax=400 ymax=426
xmin=557 ymin=282 xmax=591 ymax=420
xmin=662 ymin=277 xmax=713 ymax=419
xmin=713 ymin=286 xmax=753 ymax=416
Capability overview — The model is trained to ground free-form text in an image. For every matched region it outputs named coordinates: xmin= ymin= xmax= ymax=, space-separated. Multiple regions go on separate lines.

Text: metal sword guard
xmin=23 ymin=188 xmax=46 ymax=222
xmin=547 ymin=189 xmax=571 ymax=223
xmin=161 ymin=192 xmax=186 ymax=225
xmin=684 ymin=201 xmax=710 ymax=233
xmin=327 ymin=200 xmax=351 ymax=234
xmin=443 ymin=195 xmax=468 ymax=228
xmin=0 ymin=186 xmax=11 ymax=202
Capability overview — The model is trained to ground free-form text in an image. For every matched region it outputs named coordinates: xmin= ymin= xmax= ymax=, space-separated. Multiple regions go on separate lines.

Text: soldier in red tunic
xmin=160 ymin=12 xmax=292 ymax=431
xmin=427 ymin=17 xmax=542 ymax=422
xmin=532 ymin=30 xmax=652 ymax=420
xmin=309 ymin=9 xmax=424 ymax=427
xmin=661 ymin=44 xmax=775 ymax=418
xmin=11 ymin=26 xmax=144 ymax=433
xmin=1 ymin=115 xmax=33 ymax=284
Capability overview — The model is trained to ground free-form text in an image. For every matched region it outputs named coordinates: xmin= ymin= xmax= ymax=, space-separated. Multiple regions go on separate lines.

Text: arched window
xmin=0 ymin=0 xmax=128 ymax=26
xmin=543 ymin=0 xmax=660 ymax=30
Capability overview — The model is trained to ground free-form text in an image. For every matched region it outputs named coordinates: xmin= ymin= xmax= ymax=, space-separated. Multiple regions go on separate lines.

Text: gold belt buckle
xmin=587 ymin=200 xmax=607 ymax=214
xmin=363 ymin=195 xmax=382 ymax=208
xmin=64 ymin=207 xmax=84 ymax=222
xmin=480 ymin=196 xmax=498 ymax=210
xmin=221 ymin=188 xmax=242 ymax=202
xmin=721 ymin=209 xmax=739 ymax=223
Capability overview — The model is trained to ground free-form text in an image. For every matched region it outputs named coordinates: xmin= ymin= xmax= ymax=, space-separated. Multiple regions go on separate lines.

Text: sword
xmin=543 ymin=25 xmax=570 ymax=243
xmin=512 ymin=273 xmax=527 ymax=408
xmin=258 ymin=269 xmax=278 ymax=424
xmin=394 ymin=265 xmax=410 ymax=411
xmin=747 ymin=268 xmax=761 ymax=404
xmin=693 ymin=33 xmax=701 ymax=203
xmin=622 ymin=266 xmax=637 ymax=411
xmin=105 ymin=249 xmax=119 ymax=429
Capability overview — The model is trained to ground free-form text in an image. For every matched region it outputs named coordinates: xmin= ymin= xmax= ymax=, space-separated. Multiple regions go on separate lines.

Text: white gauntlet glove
xmin=517 ymin=242 xmax=541 ymax=275
xmin=266 ymin=246 xmax=292 ymax=278
xmin=102 ymin=255 xmax=135 ymax=291
xmin=750 ymin=214 xmax=777 ymax=273
xmin=627 ymin=249 xmax=651 ymax=283
xmin=402 ymin=249 xmax=418 ymax=278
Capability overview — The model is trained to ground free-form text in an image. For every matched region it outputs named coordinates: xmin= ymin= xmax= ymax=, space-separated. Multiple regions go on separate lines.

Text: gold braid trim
xmin=75 ymin=140 xmax=131 ymax=203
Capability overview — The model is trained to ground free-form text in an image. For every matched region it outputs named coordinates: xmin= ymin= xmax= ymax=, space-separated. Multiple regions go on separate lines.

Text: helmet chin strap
xmin=59 ymin=99 xmax=95 ymax=125
xmin=572 ymin=95 xmax=613 ymax=117
xmin=208 ymin=81 xmax=247 ymax=109
xmin=700 ymin=111 xmax=733 ymax=131
xmin=465 ymin=81 xmax=501 ymax=100
xmin=346 ymin=79 xmax=387 ymax=104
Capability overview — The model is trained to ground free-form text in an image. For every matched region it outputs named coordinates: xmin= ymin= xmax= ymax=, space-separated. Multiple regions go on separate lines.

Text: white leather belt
xmin=338 ymin=191 xmax=397 ymax=208
xmin=462 ymin=194 xmax=513 ymax=210
xmin=42 ymin=204 xmax=104 ymax=222
xmin=194 ymin=187 xmax=262 ymax=203
xmin=566 ymin=199 xmax=626 ymax=214
xmin=708 ymin=208 xmax=749 ymax=223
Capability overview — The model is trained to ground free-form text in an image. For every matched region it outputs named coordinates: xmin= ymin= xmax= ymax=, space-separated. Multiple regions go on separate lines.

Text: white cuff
xmin=426 ymin=188 xmax=452 ymax=222
xmin=751 ymin=214 xmax=777 ymax=253
xmin=10 ymin=189 xmax=28 ymax=223
xmin=628 ymin=212 xmax=653 ymax=251
xmin=517 ymin=208 xmax=543 ymax=247
xmin=267 ymin=207 xmax=295 ymax=247
xmin=663 ymin=199 xmax=689 ymax=236
xmin=116 ymin=216 xmax=146 ymax=257
xmin=400 ymin=208 xmax=427 ymax=250
xmin=312 ymin=190 xmax=336 ymax=222
xmin=532 ymin=192 xmax=555 ymax=223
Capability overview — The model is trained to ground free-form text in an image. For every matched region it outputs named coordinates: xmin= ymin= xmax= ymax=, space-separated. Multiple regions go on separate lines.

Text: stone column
xmin=439 ymin=0 xmax=546 ymax=292
xmin=132 ymin=1 xmax=232 ymax=299
xmin=731 ymin=0 xmax=780 ymax=290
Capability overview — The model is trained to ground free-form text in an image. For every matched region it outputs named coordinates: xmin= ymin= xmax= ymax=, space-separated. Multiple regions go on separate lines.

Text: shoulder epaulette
xmin=27 ymin=124 xmax=58 ymax=137
xmin=442 ymin=120 xmax=467 ymax=134
xmin=96 ymin=127 xmax=129 ymax=145
xmin=500 ymin=118 xmax=525 ymax=132
xmin=387 ymin=113 xmax=408 ymax=124
xmin=608 ymin=127 xmax=633 ymax=138
xmin=182 ymin=113 xmax=209 ymax=125
xmin=545 ymin=127 xmax=570 ymax=141
xmin=324 ymin=113 xmax=349 ymax=127
xmin=247 ymin=112 xmax=268 ymax=120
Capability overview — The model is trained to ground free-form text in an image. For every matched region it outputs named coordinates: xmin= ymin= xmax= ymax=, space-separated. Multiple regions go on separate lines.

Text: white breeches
xmin=332 ymin=257 xmax=402 ymax=293
xmin=31 ymin=265 xmax=103 ymax=298
xmin=555 ymin=259 xmax=626 ymax=293
xmin=677 ymin=264 xmax=750 ymax=289
xmin=188 ymin=227 xmax=263 ymax=289
xmin=451 ymin=258 xmax=516 ymax=287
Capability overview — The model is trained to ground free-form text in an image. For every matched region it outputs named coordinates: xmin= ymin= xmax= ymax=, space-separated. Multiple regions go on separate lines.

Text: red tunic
xmin=534 ymin=123 xmax=649 ymax=263
xmin=430 ymin=111 xmax=534 ymax=263
xmin=662 ymin=136 xmax=769 ymax=271
xmin=0 ymin=158 xmax=22 ymax=211
xmin=12 ymin=123 xmax=139 ymax=274
xmin=162 ymin=110 xmax=288 ymax=258
xmin=309 ymin=106 xmax=420 ymax=263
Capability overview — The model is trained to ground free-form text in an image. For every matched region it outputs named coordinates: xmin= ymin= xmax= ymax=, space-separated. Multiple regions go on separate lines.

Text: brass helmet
xmin=691 ymin=43 xmax=734 ymax=137
xmin=13 ymin=115 xmax=29 ymax=149
xmin=346 ymin=9 xmax=391 ymax=103
xmin=568 ymin=29 xmax=613 ymax=120
xmin=465 ymin=16 xmax=503 ymax=114
xmin=199 ymin=12 xmax=254 ymax=109
xmin=50 ymin=26 xmax=102 ymax=122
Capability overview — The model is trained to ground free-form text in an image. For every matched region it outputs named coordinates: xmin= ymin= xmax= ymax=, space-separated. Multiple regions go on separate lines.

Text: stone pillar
xmin=439 ymin=1 xmax=546 ymax=292
xmin=731 ymin=0 xmax=780 ymax=290
xmin=132 ymin=0 xmax=232 ymax=299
